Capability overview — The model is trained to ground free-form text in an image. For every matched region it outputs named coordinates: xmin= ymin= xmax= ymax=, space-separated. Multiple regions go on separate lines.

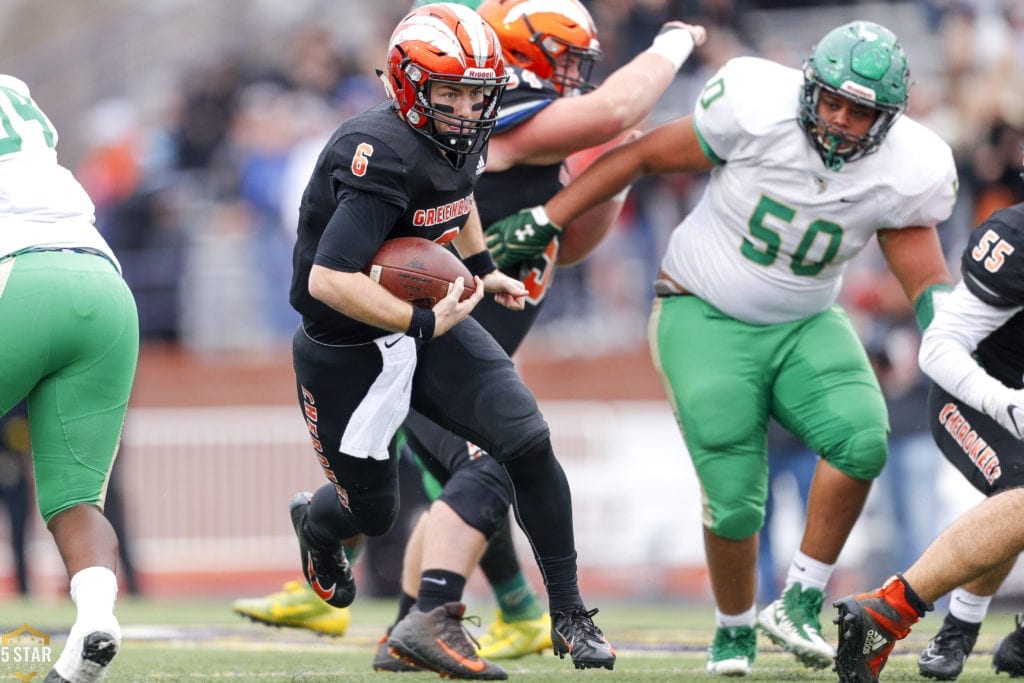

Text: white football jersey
xmin=0 ymin=75 xmax=118 ymax=269
xmin=661 ymin=57 xmax=957 ymax=324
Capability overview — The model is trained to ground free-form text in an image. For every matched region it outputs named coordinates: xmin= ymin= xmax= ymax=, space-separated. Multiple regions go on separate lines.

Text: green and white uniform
xmin=0 ymin=75 xmax=138 ymax=523
xmin=650 ymin=57 xmax=957 ymax=539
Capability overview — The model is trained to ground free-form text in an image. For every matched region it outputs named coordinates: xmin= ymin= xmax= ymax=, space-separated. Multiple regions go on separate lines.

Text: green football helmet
xmin=799 ymin=20 xmax=909 ymax=171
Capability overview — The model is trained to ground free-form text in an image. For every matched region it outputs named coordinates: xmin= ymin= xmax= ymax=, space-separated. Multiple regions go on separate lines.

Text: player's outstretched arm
xmin=486 ymin=21 xmax=707 ymax=170
xmin=485 ymin=206 xmax=563 ymax=269
xmin=549 ymin=115 xmax=713 ymax=226
xmin=486 ymin=116 xmax=713 ymax=267
xmin=557 ymin=129 xmax=642 ymax=265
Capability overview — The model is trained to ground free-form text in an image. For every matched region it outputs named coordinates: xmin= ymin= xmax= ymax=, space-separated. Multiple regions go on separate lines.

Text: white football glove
xmin=983 ymin=388 xmax=1024 ymax=440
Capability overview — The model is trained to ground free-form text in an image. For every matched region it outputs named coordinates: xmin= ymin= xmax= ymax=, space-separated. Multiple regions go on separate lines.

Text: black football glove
xmin=485 ymin=206 xmax=562 ymax=270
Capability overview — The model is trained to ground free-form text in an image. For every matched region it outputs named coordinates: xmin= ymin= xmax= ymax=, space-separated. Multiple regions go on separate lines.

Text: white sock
xmin=948 ymin=587 xmax=991 ymax=624
xmin=54 ymin=567 xmax=120 ymax=677
xmin=71 ymin=566 xmax=119 ymax=625
xmin=717 ymin=605 xmax=756 ymax=629
xmin=784 ymin=551 xmax=833 ymax=593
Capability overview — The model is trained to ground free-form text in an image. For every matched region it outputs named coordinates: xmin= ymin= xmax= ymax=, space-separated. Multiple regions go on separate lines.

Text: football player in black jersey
xmin=832 ymin=198 xmax=1024 ymax=682
xmin=374 ymin=0 xmax=706 ymax=675
xmin=285 ymin=4 xmax=617 ymax=679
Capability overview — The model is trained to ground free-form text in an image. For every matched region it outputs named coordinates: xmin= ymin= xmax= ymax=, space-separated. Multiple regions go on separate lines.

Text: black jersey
xmin=475 ymin=66 xmax=563 ymax=228
xmin=291 ymin=101 xmax=485 ymax=344
xmin=962 ymin=202 xmax=1024 ymax=388
xmin=471 ymin=66 xmax=565 ymax=354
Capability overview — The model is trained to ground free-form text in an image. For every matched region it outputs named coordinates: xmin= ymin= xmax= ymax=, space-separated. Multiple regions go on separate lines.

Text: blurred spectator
xmin=76 ymin=98 xmax=188 ymax=342
xmin=173 ymin=59 xmax=244 ymax=173
xmin=0 ymin=402 xmax=30 ymax=595
xmin=101 ymin=177 xmax=188 ymax=342
xmin=225 ymin=82 xmax=305 ymax=341
xmin=77 ymin=99 xmax=145 ymax=214
xmin=963 ymin=119 xmax=1024 ymax=224
xmin=282 ymin=24 xmax=346 ymax=99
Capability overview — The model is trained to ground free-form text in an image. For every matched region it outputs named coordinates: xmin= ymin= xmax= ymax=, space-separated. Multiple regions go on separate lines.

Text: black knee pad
xmin=438 ymin=455 xmax=513 ymax=538
xmin=324 ymin=458 xmax=400 ymax=538
xmin=348 ymin=485 xmax=400 ymax=537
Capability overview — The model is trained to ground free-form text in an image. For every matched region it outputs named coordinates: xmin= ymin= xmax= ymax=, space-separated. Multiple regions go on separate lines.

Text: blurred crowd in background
xmin=0 ymin=0 xmax=1017 ymax=352
xmin=0 ymin=0 xmax=1023 ymax=597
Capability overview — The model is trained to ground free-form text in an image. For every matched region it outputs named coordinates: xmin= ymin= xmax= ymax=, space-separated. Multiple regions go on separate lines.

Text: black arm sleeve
xmin=314 ymin=188 xmax=404 ymax=273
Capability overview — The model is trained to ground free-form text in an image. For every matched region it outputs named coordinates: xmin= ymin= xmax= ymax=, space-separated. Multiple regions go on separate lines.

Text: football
xmin=365 ymin=236 xmax=476 ymax=308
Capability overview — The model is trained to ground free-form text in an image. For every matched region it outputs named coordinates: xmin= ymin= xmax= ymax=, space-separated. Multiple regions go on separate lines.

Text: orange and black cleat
xmin=388 ymin=602 xmax=507 ymax=680
xmin=289 ymin=491 xmax=356 ymax=609
xmin=833 ymin=574 xmax=929 ymax=683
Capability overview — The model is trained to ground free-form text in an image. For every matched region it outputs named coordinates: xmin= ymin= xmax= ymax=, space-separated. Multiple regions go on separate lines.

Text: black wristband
xmin=406 ymin=306 xmax=435 ymax=341
xmin=462 ymin=249 xmax=496 ymax=278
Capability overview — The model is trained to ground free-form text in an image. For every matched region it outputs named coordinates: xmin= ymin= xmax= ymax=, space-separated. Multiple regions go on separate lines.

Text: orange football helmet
xmin=478 ymin=0 xmax=601 ymax=94
xmin=384 ymin=3 xmax=508 ymax=161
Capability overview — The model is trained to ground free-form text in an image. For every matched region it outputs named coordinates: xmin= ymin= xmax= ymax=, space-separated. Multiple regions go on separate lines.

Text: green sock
xmin=493 ymin=572 xmax=543 ymax=621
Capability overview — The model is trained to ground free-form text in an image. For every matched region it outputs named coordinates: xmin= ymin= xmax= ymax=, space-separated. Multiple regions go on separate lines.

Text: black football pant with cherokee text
xmin=928 ymin=383 xmax=1024 ymax=495
xmin=293 ymin=317 xmax=582 ymax=609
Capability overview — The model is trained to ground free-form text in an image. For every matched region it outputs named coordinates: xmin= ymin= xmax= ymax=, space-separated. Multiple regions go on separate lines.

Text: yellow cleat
xmin=476 ymin=611 xmax=552 ymax=659
xmin=232 ymin=580 xmax=350 ymax=637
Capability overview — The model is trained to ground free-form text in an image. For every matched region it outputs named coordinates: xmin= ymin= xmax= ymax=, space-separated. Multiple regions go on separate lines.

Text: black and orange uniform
xmin=291 ymin=98 xmax=582 ymax=607
xmin=928 ymin=203 xmax=1024 ymax=494
xmin=399 ymin=68 xmax=571 ymax=565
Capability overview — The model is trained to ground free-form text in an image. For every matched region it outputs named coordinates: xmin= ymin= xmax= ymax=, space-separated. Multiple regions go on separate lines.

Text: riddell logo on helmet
xmin=464 ymin=68 xmax=496 ymax=79
xmin=839 ymin=80 xmax=876 ymax=101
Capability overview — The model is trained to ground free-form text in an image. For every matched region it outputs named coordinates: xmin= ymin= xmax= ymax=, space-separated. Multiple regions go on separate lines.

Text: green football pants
xmin=649 ymin=295 xmax=888 ymax=539
xmin=0 ymin=250 xmax=139 ymax=523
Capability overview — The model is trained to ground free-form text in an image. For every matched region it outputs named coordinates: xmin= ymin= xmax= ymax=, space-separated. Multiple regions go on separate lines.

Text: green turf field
xmin=1 ymin=596 xmax=1020 ymax=681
